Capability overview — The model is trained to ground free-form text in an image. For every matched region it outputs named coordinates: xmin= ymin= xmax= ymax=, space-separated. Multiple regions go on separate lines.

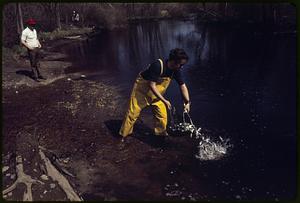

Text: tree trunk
xmin=16 ymin=3 xmax=24 ymax=35
xmin=65 ymin=13 xmax=68 ymax=25
xmin=224 ymin=2 xmax=228 ymax=18
xmin=80 ymin=3 xmax=85 ymax=27
xmin=273 ymin=5 xmax=277 ymax=24
xmin=125 ymin=3 xmax=130 ymax=18
xmin=55 ymin=3 xmax=61 ymax=30
xmin=132 ymin=3 xmax=135 ymax=18
xmin=262 ymin=4 xmax=267 ymax=23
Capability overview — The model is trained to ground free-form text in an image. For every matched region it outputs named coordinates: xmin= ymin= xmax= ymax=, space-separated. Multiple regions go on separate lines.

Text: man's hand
xmin=183 ymin=102 xmax=191 ymax=113
xmin=149 ymin=81 xmax=172 ymax=110
xmin=164 ymin=100 xmax=172 ymax=110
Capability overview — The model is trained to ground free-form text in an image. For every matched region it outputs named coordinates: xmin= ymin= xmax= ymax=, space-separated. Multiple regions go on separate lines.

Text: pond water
xmin=59 ymin=19 xmax=297 ymax=200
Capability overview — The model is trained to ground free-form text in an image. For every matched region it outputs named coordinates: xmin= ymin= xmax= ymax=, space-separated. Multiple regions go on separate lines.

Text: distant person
xmin=75 ymin=12 xmax=80 ymax=24
xmin=119 ymin=48 xmax=191 ymax=138
xmin=72 ymin=11 xmax=80 ymax=26
xmin=21 ymin=18 xmax=46 ymax=81
xmin=71 ymin=10 xmax=76 ymax=25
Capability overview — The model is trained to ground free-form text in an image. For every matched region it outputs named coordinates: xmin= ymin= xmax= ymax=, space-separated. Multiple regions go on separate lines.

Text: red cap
xmin=26 ymin=18 xmax=36 ymax=25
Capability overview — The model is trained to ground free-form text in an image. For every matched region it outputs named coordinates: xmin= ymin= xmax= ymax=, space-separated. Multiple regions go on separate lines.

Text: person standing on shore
xmin=119 ymin=48 xmax=191 ymax=139
xmin=21 ymin=18 xmax=46 ymax=81
xmin=71 ymin=11 xmax=80 ymax=26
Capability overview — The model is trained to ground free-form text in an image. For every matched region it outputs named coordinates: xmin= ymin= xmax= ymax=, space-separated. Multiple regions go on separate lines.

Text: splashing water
xmin=196 ymin=136 xmax=233 ymax=161
xmin=169 ymin=108 xmax=233 ymax=160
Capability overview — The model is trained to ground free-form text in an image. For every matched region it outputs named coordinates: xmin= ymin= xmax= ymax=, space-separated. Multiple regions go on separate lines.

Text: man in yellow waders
xmin=119 ymin=48 xmax=191 ymax=138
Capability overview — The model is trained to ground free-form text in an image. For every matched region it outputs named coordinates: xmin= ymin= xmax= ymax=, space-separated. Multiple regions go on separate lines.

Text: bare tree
xmin=224 ymin=2 xmax=228 ymax=18
xmin=55 ymin=3 xmax=61 ymax=30
xmin=16 ymin=3 xmax=23 ymax=35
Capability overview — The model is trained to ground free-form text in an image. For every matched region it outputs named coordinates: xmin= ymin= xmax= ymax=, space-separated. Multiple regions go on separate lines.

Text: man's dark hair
xmin=169 ymin=48 xmax=189 ymax=63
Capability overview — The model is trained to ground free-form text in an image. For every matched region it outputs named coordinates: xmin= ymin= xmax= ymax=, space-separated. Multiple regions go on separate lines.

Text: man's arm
xmin=180 ymin=83 xmax=190 ymax=104
xmin=149 ymin=81 xmax=172 ymax=109
xmin=21 ymin=38 xmax=31 ymax=50
xmin=20 ymin=31 xmax=33 ymax=50
xmin=180 ymin=83 xmax=191 ymax=112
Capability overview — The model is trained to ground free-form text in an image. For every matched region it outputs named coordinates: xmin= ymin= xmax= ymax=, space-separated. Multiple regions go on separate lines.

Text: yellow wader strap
xmin=158 ymin=59 xmax=164 ymax=76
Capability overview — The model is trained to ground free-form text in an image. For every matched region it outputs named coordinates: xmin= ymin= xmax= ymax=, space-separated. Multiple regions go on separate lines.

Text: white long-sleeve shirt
xmin=21 ymin=27 xmax=39 ymax=48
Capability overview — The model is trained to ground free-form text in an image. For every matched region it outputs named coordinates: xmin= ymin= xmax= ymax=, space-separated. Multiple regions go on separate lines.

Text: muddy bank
xmin=2 ymin=36 xmax=127 ymax=200
xmin=2 ymin=38 xmax=198 ymax=201
xmin=4 ymin=70 xmax=294 ymax=201
xmin=2 ymin=71 xmax=203 ymax=200
xmin=2 ymin=77 xmax=122 ymax=200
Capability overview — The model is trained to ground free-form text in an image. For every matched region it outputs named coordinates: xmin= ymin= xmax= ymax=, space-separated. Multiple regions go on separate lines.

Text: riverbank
xmin=1 ymin=25 xmax=186 ymax=201
xmin=2 ymin=27 xmax=125 ymax=201
xmin=2 ymin=26 xmax=98 ymax=89
xmin=2 ymin=19 xmax=296 ymax=201
xmin=2 ymin=40 xmax=199 ymax=200
xmin=2 ymin=22 xmax=209 ymax=200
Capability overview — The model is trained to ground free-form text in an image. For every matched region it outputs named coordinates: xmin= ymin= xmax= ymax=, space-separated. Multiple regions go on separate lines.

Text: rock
xmin=10 ymin=174 xmax=16 ymax=180
xmin=64 ymin=158 xmax=70 ymax=163
xmin=50 ymin=183 xmax=56 ymax=189
xmin=33 ymin=169 xmax=38 ymax=172
xmin=40 ymin=164 xmax=47 ymax=174
xmin=43 ymin=190 xmax=48 ymax=194
xmin=40 ymin=174 xmax=49 ymax=181
xmin=2 ymin=166 xmax=9 ymax=173
xmin=5 ymin=173 xmax=11 ymax=177
xmin=8 ymin=192 xmax=12 ymax=197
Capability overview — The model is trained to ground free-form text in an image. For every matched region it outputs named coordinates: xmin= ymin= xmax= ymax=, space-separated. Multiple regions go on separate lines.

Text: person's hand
xmin=183 ymin=102 xmax=191 ymax=113
xmin=164 ymin=100 xmax=172 ymax=110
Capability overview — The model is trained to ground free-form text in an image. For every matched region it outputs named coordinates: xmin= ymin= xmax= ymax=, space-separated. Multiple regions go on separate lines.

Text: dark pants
xmin=28 ymin=48 xmax=41 ymax=78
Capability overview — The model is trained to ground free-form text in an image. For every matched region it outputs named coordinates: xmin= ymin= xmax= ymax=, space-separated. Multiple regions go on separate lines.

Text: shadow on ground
xmin=16 ymin=70 xmax=36 ymax=80
xmin=104 ymin=119 xmax=170 ymax=149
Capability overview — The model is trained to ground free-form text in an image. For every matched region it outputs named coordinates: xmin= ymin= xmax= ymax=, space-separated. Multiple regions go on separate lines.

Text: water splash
xmin=169 ymin=108 xmax=233 ymax=161
xmin=195 ymin=136 xmax=233 ymax=161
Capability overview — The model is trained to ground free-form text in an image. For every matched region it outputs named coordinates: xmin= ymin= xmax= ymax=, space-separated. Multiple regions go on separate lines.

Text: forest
xmin=3 ymin=3 xmax=296 ymax=47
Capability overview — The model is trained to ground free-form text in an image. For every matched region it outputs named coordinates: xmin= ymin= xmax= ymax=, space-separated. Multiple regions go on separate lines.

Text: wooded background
xmin=2 ymin=3 xmax=296 ymax=47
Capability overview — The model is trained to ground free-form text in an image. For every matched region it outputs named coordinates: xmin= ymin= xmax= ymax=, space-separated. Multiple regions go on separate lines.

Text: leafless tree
xmin=55 ymin=3 xmax=61 ymax=30
xmin=16 ymin=3 xmax=23 ymax=35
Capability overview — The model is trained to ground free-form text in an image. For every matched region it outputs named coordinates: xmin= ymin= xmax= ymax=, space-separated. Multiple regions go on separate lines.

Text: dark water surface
xmin=59 ymin=20 xmax=296 ymax=200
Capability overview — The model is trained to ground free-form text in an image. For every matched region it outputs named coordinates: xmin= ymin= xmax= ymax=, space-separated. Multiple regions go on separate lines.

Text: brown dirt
xmin=2 ymin=41 xmax=199 ymax=201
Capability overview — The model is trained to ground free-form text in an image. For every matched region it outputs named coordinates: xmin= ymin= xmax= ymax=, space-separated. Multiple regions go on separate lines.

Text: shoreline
xmin=2 ymin=27 xmax=98 ymax=90
xmin=2 ymin=28 xmax=127 ymax=201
